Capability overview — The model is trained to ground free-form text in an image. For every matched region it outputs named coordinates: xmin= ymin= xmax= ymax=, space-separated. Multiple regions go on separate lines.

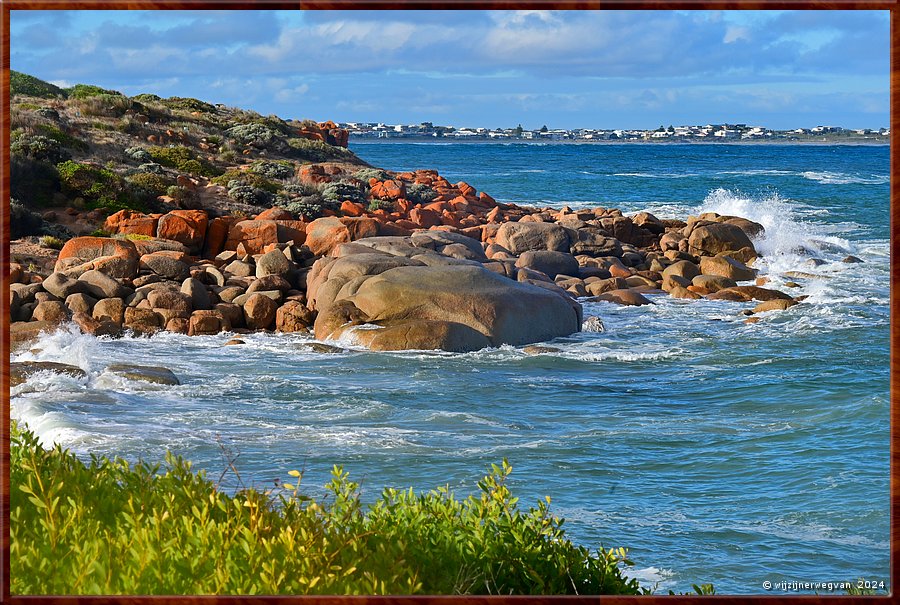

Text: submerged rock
xmin=104 ymin=364 xmax=180 ymax=385
xmin=522 ymin=345 xmax=562 ymax=355
xmin=10 ymin=361 xmax=87 ymax=387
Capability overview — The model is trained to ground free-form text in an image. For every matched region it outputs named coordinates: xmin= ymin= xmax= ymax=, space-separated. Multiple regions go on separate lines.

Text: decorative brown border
xmin=0 ymin=1 xmax=895 ymax=602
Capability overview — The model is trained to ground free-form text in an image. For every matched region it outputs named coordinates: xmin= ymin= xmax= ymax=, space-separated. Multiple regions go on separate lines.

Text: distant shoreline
xmin=349 ymin=137 xmax=889 ymax=147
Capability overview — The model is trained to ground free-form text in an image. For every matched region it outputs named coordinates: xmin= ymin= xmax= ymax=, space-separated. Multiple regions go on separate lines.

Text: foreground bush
xmin=11 ymin=422 xmax=644 ymax=595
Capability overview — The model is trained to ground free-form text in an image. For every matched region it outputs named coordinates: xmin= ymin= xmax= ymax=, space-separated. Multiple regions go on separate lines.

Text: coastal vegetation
xmin=11 ymin=421 xmax=645 ymax=595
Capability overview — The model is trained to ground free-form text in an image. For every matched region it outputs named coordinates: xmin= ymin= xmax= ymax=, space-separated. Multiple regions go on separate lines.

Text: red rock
xmin=104 ymin=209 xmax=159 ymax=238
xmin=424 ymin=201 xmax=448 ymax=213
xmin=55 ymin=237 xmax=140 ymax=279
xmin=243 ymin=293 xmax=278 ymax=330
xmin=225 ymin=220 xmax=279 ymax=255
xmin=188 ymin=310 xmax=230 ymax=336
xmin=457 ymin=181 xmax=476 ymax=197
xmin=609 ymin=264 xmax=633 ymax=279
xmin=341 ymin=201 xmax=365 ymax=217
xmin=486 ymin=207 xmax=502 ymax=223
xmin=394 ymin=219 xmax=420 ymax=231
xmin=276 ymin=300 xmax=315 ymax=333
xmin=370 ymin=179 xmax=407 ymax=201
xmin=255 ymin=207 xmax=293 ymax=221
xmin=409 ymin=208 xmax=442 ymax=228
xmin=478 ymin=192 xmax=497 ymax=207
xmin=377 ymin=222 xmax=414 ymax=237
xmin=299 ymin=164 xmax=331 ymax=185
xmin=397 ymin=200 xmax=412 ymax=214
xmin=203 ymin=216 xmax=241 ymax=258
xmin=275 ymin=220 xmax=307 ymax=245
xmin=448 ymin=196 xmax=470 ymax=213
xmin=157 ymin=210 xmax=209 ymax=252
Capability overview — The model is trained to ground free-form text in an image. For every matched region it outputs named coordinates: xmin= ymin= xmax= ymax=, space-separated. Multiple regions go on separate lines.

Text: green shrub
xmin=57 ymin=160 xmax=142 ymax=213
xmin=211 ymin=169 xmax=279 ymax=193
xmin=16 ymin=102 xmax=41 ymax=111
xmin=10 ymin=156 xmax=60 ymax=208
xmin=68 ymin=84 xmax=122 ymax=99
xmin=132 ymin=93 xmax=162 ymax=104
xmin=10 ymin=71 xmax=65 ymax=98
xmin=11 ymin=134 xmax=68 ymax=163
xmin=367 ymin=199 xmax=395 ymax=213
xmin=227 ymin=184 xmax=272 ymax=206
xmin=162 ymin=96 xmax=216 ymax=113
xmin=127 ymin=172 xmax=175 ymax=200
xmin=148 ymin=146 xmax=221 ymax=177
xmin=225 ymin=123 xmax=279 ymax=148
xmin=124 ymin=147 xmax=153 ymax=163
xmin=166 ymin=185 xmax=200 ymax=207
xmin=321 ymin=180 xmax=366 ymax=208
xmin=286 ymin=136 xmax=354 ymax=163
xmin=36 ymin=124 xmax=89 ymax=152
xmin=281 ymin=197 xmax=325 ymax=220
xmin=406 ymin=183 xmax=438 ymax=205
xmin=354 ymin=168 xmax=391 ymax=182
xmin=10 ymin=200 xmax=44 ymax=239
xmin=89 ymin=229 xmax=112 ymax=237
xmin=250 ymin=160 xmax=295 ymax=180
xmin=10 ymin=422 xmax=645 ymax=595
xmin=38 ymin=235 xmax=65 ymax=250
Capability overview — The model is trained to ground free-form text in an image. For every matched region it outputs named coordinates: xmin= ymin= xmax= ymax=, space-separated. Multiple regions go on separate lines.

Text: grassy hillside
xmin=10 ymin=72 xmax=366 ymax=241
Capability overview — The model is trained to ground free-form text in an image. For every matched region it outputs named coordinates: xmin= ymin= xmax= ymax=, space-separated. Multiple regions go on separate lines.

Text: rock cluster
xmin=10 ymin=165 xmax=809 ymax=352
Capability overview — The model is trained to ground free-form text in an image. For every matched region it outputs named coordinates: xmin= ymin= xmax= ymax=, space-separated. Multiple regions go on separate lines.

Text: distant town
xmin=343 ymin=122 xmax=890 ymax=143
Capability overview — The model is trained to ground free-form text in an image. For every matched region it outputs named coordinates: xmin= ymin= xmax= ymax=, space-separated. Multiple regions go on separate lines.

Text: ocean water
xmin=12 ymin=143 xmax=889 ymax=594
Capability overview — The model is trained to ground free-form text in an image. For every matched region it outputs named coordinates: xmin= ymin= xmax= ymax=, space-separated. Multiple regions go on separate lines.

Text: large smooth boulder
xmin=687 ymin=222 xmax=755 ymax=258
xmin=105 ymin=364 xmax=180 ymax=385
xmin=699 ymin=255 xmax=756 ymax=281
xmin=515 ymin=250 xmax=580 ymax=279
xmin=495 ymin=221 xmax=570 ymax=255
xmin=55 ymin=237 xmax=140 ymax=279
xmin=42 ymin=272 xmax=86 ymax=299
xmin=255 ymin=250 xmax=292 ymax=278
xmin=243 ymin=293 xmax=278 ymax=330
xmin=315 ymin=264 xmax=581 ymax=351
xmin=78 ymin=269 xmax=130 ymax=300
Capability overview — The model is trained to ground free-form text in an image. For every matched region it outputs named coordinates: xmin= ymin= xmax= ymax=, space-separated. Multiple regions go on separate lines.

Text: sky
xmin=9 ymin=9 xmax=890 ymax=130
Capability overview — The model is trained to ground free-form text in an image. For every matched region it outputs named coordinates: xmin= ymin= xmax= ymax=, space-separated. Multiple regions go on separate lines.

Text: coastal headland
xmin=10 ymin=72 xmax=828 ymax=360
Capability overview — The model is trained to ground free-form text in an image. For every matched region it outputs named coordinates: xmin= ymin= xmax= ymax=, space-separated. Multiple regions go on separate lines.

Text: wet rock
xmin=582 ymin=316 xmax=605 ymax=332
xmin=522 ymin=345 xmax=562 ymax=354
xmin=124 ymin=307 xmax=162 ymax=335
xmin=10 ymin=361 xmax=87 ymax=387
xmin=105 ymin=363 xmax=180 ymax=385
xmin=687 ymin=222 xmax=755 ymax=258
xmin=276 ymin=301 xmax=315 ymax=333
xmin=752 ymin=299 xmax=799 ymax=313
xmin=298 ymin=342 xmax=345 ymax=354
xmin=72 ymin=312 xmax=122 ymax=337
xmin=842 ymin=255 xmax=863 ymax=264
xmin=592 ymin=289 xmax=652 ymax=306
xmin=224 ymin=339 xmax=245 ymax=346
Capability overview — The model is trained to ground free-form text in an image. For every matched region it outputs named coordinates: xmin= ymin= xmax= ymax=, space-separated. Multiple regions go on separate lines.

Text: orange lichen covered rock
xmin=157 ymin=210 xmax=209 ymax=252
xmin=55 ymin=237 xmax=140 ymax=279
xmin=104 ymin=210 xmax=159 ymax=238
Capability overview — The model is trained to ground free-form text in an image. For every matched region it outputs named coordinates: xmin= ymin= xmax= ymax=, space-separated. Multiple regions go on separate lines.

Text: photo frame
xmin=2 ymin=1 xmax=896 ymax=599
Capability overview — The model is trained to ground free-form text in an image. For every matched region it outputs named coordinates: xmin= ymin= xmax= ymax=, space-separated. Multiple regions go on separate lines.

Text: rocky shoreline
xmin=10 ymin=161 xmax=833 ymax=356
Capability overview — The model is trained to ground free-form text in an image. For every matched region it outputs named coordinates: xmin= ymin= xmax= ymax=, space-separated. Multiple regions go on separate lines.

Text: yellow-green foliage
xmin=147 ymin=145 xmax=221 ymax=177
xmin=211 ymin=169 xmax=279 ymax=193
xmin=56 ymin=160 xmax=142 ymax=213
xmin=11 ymin=422 xmax=645 ymax=596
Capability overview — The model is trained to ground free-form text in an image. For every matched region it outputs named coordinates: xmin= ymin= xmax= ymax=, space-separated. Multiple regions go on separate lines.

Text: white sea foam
xmin=626 ymin=566 xmax=677 ymax=591
xmin=800 ymin=171 xmax=888 ymax=185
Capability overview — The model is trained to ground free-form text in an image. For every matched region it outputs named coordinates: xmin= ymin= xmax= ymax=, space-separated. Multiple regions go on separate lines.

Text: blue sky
xmin=9 ymin=10 xmax=889 ymax=130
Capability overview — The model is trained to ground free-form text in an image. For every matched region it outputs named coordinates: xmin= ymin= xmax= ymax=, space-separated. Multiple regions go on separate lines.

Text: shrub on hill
xmin=11 ymin=133 xmax=68 ymax=164
xmin=211 ymin=169 xmax=279 ymax=193
xmin=406 ymin=183 xmax=438 ymax=205
xmin=11 ymin=421 xmax=645 ymax=595
xmin=250 ymin=160 xmax=295 ymax=180
xmin=147 ymin=145 xmax=221 ymax=177
xmin=10 ymin=71 xmax=65 ymax=98
xmin=321 ymin=180 xmax=367 ymax=207
xmin=286 ymin=136 xmax=355 ymax=163
xmin=10 ymin=156 xmax=60 ymax=208
xmin=68 ymin=83 xmax=123 ymax=99
xmin=57 ymin=160 xmax=143 ymax=213
xmin=10 ymin=200 xmax=45 ymax=239
xmin=161 ymin=96 xmax=217 ymax=114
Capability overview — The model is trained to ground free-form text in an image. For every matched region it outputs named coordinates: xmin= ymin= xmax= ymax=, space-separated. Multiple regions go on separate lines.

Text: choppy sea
xmin=12 ymin=142 xmax=890 ymax=594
